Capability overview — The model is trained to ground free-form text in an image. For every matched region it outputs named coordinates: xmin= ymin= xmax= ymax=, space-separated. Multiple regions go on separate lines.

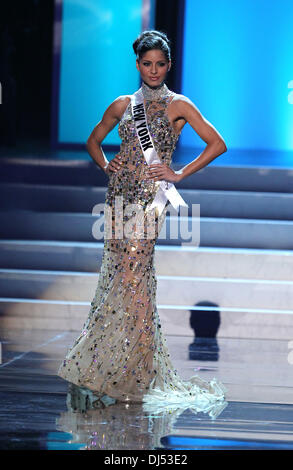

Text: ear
xmin=168 ymin=60 xmax=171 ymax=71
xmin=136 ymin=59 xmax=140 ymax=72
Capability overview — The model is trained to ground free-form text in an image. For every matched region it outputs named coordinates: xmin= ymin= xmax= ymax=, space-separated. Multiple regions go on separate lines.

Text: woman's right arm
xmin=86 ymin=96 xmax=130 ymax=175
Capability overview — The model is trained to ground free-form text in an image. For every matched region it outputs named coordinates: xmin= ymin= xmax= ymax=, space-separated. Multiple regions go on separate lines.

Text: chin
xmin=145 ymin=78 xmax=164 ymax=88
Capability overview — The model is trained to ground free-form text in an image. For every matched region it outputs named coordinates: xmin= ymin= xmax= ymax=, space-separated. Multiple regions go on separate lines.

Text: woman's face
xmin=136 ymin=49 xmax=171 ymax=87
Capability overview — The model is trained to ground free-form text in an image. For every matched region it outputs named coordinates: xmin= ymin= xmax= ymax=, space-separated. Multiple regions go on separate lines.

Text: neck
xmin=142 ymin=80 xmax=165 ymax=90
xmin=141 ymin=80 xmax=170 ymax=101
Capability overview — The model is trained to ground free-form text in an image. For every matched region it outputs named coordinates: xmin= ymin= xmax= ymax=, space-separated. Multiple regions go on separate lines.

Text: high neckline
xmin=141 ymin=80 xmax=171 ymax=101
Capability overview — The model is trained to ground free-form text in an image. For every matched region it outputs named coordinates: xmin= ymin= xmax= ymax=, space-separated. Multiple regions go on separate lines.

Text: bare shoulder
xmin=171 ymin=93 xmax=198 ymax=111
xmin=109 ymin=95 xmax=132 ymax=119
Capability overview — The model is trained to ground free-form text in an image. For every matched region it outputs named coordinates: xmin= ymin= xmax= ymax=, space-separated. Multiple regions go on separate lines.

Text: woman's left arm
xmin=172 ymin=96 xmax=227 ymax=181
xmin=146 ymin=95 xmax=227 ymax=183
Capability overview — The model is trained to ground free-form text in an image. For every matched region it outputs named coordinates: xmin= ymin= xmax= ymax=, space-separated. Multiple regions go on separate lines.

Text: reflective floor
xmin=0 ymin=328 xmax=293 ymax=450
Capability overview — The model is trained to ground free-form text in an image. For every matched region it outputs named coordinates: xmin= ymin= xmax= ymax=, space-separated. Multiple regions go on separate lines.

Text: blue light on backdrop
xmin=58 ymin=0 xmax=142 ymax=146
xmin=181 ymin=0 xmax=293 ymax=151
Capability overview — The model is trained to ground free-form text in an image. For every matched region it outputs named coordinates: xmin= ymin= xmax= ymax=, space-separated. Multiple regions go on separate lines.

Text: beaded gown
xmin=57 ymin=81 xmax=227 ymax=416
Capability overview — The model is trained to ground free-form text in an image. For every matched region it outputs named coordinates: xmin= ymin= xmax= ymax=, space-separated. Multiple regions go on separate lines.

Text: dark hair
xmin=133 ymin=30 xmax=171 ymax=61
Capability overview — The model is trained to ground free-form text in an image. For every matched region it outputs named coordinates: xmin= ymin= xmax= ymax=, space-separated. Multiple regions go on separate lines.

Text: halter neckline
xmin=140 ymin=80 xmax=171 ymax=101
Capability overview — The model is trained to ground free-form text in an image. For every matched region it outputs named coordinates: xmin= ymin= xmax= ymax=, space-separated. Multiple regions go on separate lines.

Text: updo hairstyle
xmin=132 ymin=30 xmax=171 ymax=62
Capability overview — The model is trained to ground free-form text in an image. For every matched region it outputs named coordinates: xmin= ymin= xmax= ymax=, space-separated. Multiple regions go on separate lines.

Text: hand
xmin=145 ymin=163 xmax=182 ymax=183
xmin=104 ymin=154 xmax=123 ymax=175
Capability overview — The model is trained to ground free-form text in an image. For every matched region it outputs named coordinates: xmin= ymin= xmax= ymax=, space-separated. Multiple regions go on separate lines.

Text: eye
xmin=143 ymin=62 xmax=150 ymax=66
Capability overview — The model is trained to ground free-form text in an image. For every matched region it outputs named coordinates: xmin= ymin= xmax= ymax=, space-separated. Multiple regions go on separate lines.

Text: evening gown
xmin=57 ymin=80 xmax=227 ymax=415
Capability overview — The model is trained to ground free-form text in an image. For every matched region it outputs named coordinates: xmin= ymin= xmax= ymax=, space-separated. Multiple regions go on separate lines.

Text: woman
xmin=57 ymin=30 xmax=228 ymax=414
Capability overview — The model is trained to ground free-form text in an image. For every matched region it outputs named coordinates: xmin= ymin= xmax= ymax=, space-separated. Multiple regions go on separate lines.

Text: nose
xmin=150 ymin=64 xmax=157 ymax=75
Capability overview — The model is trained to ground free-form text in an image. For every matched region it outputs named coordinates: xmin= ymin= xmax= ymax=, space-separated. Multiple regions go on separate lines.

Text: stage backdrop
xmin=56 ymin=0 xmax=144 ymax=146
xmin=181 ymin=0 xmax=293 ymax=151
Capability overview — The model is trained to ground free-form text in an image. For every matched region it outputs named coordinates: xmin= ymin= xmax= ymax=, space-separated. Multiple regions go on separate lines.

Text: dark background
xmin=0 ymin=0 xmax=184 ymax=150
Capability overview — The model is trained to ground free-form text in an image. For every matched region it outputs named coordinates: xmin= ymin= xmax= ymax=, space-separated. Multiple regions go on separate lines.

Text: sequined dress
xmin=57 ymin=81 xmax=227 ymax=416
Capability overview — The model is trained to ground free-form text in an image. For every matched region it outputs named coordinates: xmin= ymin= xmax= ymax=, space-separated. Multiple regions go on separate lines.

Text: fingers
xmin=109 ymin=155 xmax=123 ymax=172
xmin=146 ymin=173 xmax=164 ymax=181
xmin=145 ymin=164 xmax=176 ymax=183
xmin=146 ymin=163 xmax=165 ymax=180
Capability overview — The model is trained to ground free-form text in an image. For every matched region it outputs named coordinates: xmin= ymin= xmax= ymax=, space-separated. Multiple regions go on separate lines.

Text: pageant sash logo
xmin=132 ymin=103 xmax=154 ymax=152
xmin=130 ymin=89 xmax=188 ymax=216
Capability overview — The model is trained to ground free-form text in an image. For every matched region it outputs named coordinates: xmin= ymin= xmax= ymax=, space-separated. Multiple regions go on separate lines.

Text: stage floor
xmin=0 ymin=328 xmax=293 ymax=450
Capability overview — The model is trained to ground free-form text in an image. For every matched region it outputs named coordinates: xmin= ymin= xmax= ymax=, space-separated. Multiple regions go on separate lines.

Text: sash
xmin=130 ymin=88 xmax=188 ymax=216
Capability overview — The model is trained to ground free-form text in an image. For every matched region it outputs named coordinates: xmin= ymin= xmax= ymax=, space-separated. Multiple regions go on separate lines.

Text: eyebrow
xmin=142 ymin=60 xmax=167 ymax=63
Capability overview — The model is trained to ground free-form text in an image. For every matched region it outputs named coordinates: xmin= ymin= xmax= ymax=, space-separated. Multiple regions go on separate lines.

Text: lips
xmin=150 ymin=77 xmax=159 ymax=80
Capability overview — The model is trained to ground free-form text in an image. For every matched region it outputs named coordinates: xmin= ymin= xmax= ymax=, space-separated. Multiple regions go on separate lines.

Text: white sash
xmin=130 ymin=88 xmax=188 ymax=216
